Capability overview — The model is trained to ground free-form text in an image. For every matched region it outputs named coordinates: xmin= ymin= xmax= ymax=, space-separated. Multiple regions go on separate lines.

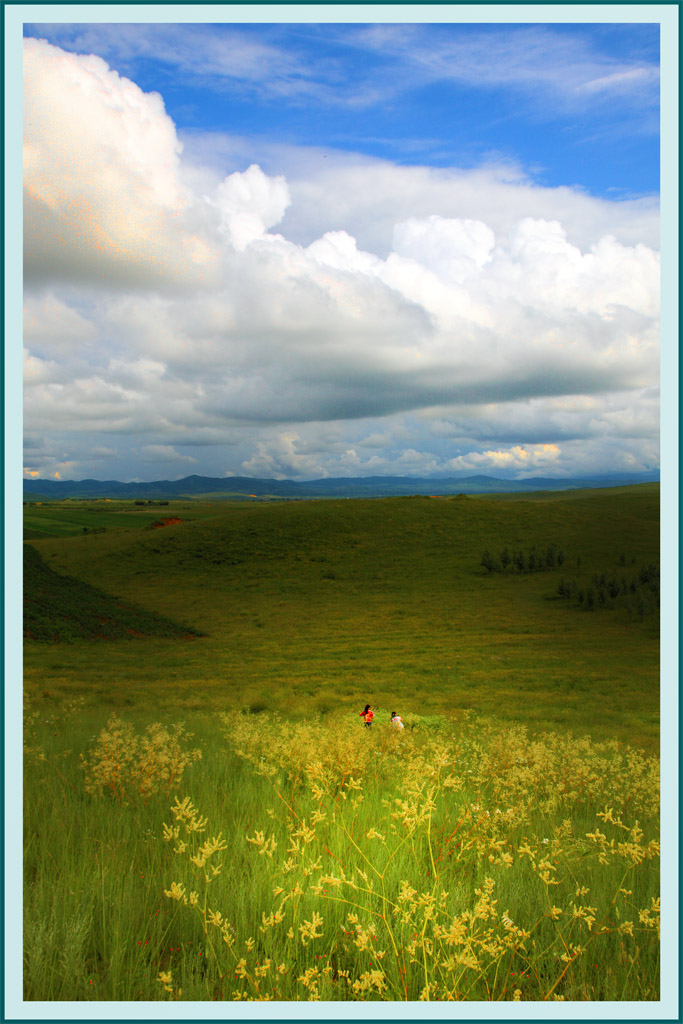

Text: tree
xmin=480 ymin=549 xmax=498 ymax=574
xmin=513 ymin=550 xmax=526 ymax=572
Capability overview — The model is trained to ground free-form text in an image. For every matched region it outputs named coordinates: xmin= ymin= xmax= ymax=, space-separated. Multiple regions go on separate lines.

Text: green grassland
xmin=24 ymin=485 xmax=659 ymax=749
xmin=22 ymin=499 xmax=213 ymax=540
xmin=22 ymin=484 xmax=661 ymax=1003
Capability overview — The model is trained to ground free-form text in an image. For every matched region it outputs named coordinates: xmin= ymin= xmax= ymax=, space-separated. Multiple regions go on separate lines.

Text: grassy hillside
xmin=24 ymin=543 xmax=205 ymax=643
xmin=23 ymin=485 xmax=659 ymax=750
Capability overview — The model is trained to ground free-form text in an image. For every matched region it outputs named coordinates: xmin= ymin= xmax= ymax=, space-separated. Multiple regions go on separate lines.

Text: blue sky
xmin=22 ymin=16 xmax=662 ymax=482
xmin=24 ymin=21 xmax=660 ymax=194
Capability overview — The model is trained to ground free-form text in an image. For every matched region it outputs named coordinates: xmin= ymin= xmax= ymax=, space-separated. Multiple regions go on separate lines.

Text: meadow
xmin=22 ymin=485 xmax=660 ymax=1002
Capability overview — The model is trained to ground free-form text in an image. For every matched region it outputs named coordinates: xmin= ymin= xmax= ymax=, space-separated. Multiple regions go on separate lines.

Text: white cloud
xmin=179 ymin=132 xmax=660 ymax=257
xmin=23 ymin=37 xmax=219 ymax=289
xmin=26 ymin=23 xmax=331 ymax=103
xmin=349 ymin=23 xmax=660 ymax=114
xmin=240 ymin=432 xmax=330 ymax=479
xmin=213 ymin=163 xmax=291 ymax=250
xmin=447 ymin=443 xmax=562 ymax=474
xmin=22 ymin=40 xmax=660 ymax=483
xmin=277 ymin=153 xmax=660 ymax=258
xmin=29 ymin=23 xmax=659 ymax=121
xmin=421 ymin=388 xmax=660 ymax=447
xmin=24 ymin=347 xmax=59 ymax=385
xmin=441 ymin=437 xmax=658 ymax=479
xmin=392 ymin=217 xmax=495 ymax=284
xmin=307 ymin=231 xmax=382 ymax=275
xmin=24 ymin=292 xmax=98 ymax=351
xmin=578 ymin=66 xmax=658 ymax=96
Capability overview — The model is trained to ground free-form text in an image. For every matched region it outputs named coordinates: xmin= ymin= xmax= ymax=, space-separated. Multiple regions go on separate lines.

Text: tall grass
xmin=24 ymin=701 xmax=659 ymax=1002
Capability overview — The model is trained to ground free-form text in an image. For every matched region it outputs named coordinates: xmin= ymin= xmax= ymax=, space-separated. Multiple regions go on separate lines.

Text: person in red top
xmin=360 ymin=704 xmax=374 ymax=727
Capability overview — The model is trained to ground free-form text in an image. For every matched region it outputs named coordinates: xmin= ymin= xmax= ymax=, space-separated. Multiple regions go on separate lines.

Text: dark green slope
xmin=23 ymin=543 xmax=205 ymax=643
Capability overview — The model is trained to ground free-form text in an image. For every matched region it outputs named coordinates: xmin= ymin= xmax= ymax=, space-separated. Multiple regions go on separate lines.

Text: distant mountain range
xmin=23 ymin=471 xmax=660 ymax=501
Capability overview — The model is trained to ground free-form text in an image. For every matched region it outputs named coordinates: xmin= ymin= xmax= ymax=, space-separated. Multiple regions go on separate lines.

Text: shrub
xmin=638 ymin=564 xmax=660 ymax=592
xmin=480 ymin=550 xmax=498 ymax=574
xmin=80 ymin=714 xmax=202 ymax=802
xmin=481 ymin=544 xmax=568 ymax=575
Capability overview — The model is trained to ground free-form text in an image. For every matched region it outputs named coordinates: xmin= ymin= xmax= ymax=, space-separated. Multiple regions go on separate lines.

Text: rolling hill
xmin=22 ymin=470 xmax=660 ymax=501
xmin=23 ymin=485 xmax=660 ymax=748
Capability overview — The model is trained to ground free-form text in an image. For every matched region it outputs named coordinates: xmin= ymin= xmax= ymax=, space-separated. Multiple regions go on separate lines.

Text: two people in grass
xmin=359 ymin=704 xmax=405 ymax=730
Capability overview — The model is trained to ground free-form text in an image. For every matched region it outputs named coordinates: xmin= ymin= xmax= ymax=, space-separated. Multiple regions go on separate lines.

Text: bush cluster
xmin=557 ymin=563 xmax=660 ymax=619
xmin=480 ymin=543 xmax=565 ymax=574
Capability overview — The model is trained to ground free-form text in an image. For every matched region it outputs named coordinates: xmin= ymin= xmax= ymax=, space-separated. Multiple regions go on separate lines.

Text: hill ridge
xmin=23 ymin=471 xmax=659 ymax=501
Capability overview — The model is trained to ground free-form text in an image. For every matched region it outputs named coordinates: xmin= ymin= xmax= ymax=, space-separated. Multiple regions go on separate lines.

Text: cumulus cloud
xmin=22 ymin=40 xmax=660 ymax=482
xmin=264 ymin=149 xmax=660 ymax=256
xmin=23 ymin=37 xmax=219 ymax=289
xmin=442 ymin=437 xmax=658 ymax=478
xmin=240 ymin=433 xmax=329 ymax=479
xmin=392 ymin=216 xmax=496 ymax=283
xmin=213 ymin=163 xmax=291 ymax=250
xmin=24 ymin=292 xmax=98 ymax=351
xmin=447 ymin=443 xmax=562 ymax=473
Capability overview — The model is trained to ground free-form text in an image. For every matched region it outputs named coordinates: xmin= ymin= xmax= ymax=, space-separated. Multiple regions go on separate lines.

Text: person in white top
xmin=390 ymin=711 xmax=404 ymax=730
